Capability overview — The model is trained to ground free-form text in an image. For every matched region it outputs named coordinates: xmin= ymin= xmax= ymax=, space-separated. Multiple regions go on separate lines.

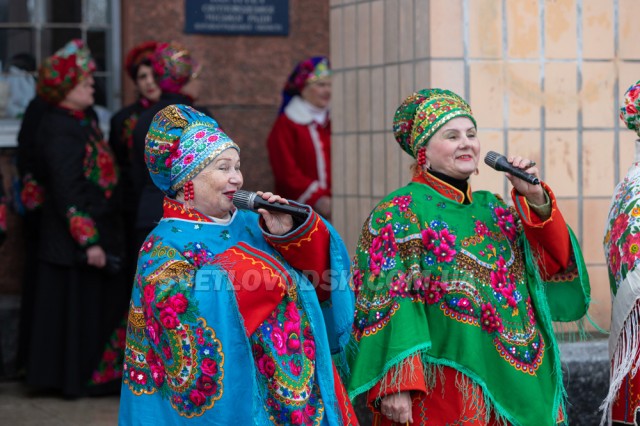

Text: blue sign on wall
xmin=185 ymin=0 xmax=289 ymax=36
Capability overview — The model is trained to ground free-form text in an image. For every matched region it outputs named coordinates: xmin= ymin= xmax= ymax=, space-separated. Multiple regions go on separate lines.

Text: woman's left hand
xmin=380 ymin=391 xmax=413 ymax=424
xmin=256 ymin=191 xmax=294 ymax=235
xmin=505 ymin=156 xmax=546 ymax=205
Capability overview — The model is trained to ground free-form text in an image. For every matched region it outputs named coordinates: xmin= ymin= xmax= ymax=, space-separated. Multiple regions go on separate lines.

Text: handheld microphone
xmin=232 ymin=190 xmax=309 ymax=220
xmin=484 ymin=151 xmax=540 ymax=185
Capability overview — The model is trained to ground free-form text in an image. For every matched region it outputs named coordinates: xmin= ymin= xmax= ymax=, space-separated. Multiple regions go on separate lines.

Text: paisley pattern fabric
xmin=604 ymin=161 xmax=640 ymax=293
xmin=118 ymin=198 xmax=355 ymax=425
xmin=250 ymin=294 xmax=325 ymax=425
xmin=144 ymin=105 xmax=238 ymax=197
xmin=352 ymin=186 xmax=544 ymax=371
xmin=392 ymin=88 xmax=476 ymax=159
xmin=347 ymin=173 xmax=590 ymax=426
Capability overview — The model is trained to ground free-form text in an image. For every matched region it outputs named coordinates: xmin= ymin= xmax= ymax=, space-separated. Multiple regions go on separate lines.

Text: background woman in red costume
xmin=266 ymin=56 xmax=332 ymax=220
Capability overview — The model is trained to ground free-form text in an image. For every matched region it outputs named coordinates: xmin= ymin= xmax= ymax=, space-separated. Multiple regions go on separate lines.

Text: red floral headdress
xmin=124 ymin=41 xmax=159 ymax=80
xmin=36 ymin=39 xmax=96 ymax=105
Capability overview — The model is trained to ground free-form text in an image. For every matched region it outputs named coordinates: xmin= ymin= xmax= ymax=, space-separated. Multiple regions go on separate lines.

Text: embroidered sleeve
xmin=108 ymin=107 xmax=136 ymax=170
xmin=42 ymin=130 xmax=101 ymax=246
xmin=67 ymin=206 xmax=99 ymax=247
xmin=20 ymin=174 xmax=45 ymax=211
xmin=83 ymin=131 xmax=119 ymax=198
xmin=512 ymin=182 xmax=571 ymax=277
xmin=262 ymin=208 xmax=332 ymax=301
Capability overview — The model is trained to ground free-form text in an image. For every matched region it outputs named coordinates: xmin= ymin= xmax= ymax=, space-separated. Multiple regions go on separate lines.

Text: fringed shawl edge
xmin=599 ymin=267 xmax=640 ymax=426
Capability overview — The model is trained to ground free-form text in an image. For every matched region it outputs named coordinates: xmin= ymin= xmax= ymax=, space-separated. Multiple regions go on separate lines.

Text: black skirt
xmin=26 ymin=260 xmax=127 ymax=398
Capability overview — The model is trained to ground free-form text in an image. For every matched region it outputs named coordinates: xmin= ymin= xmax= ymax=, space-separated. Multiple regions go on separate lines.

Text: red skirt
xmin=368 ymin=362 xmax=564 ymax=426
xmin=612 ymin=366 xmax=640 ymax=424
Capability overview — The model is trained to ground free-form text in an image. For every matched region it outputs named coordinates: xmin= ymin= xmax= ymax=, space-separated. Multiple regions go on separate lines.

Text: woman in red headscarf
xmin=128 ymin=41 xmax=206 ymax=249
xmin=266 ymin=56 xmax=333 ymax=220
xmin=26 ymin=39 xmax=127 ymax=398
xmin=109 ymin=41 xmax=162 ymax=165
xmin=108 ymin=41 xmax=161 ymax=284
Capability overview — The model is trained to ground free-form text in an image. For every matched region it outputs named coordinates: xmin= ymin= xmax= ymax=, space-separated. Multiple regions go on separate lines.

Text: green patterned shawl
xmin=346 ymin=180 xmax=590 ymax=426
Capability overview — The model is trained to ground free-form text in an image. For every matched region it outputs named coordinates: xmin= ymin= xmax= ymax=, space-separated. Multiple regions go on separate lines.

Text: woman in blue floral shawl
xmin=118 ymin=104 xmax=358 ymax=425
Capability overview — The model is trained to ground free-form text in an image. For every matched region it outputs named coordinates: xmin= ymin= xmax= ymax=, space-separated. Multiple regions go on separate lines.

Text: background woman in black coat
xmin=108 ymin=41 xmax=161 ymax=284
xmin=129 ymin=41 xmax=205 ymax=248
xmin=26 ymin=39 xmax=127 ymax=398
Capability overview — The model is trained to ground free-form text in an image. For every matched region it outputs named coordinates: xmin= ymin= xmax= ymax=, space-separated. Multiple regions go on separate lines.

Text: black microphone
xmin=232 ymin=190 xmax=310 ymax=220
xmin=484 ymin=151 xmax=540 ymax=185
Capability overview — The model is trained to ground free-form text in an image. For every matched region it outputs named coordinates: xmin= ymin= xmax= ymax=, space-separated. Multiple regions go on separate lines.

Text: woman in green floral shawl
xmin=346 ymin=88 xmax=590 ymax=425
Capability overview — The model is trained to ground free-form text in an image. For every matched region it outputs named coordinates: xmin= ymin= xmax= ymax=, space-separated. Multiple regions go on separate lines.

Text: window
xmin=0 ymin=0 xmax=121 ymax=147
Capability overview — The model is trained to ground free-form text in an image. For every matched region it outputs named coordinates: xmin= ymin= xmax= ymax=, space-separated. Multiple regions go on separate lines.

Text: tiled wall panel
xmin=331 ymin=0 xmax=640 ymax=330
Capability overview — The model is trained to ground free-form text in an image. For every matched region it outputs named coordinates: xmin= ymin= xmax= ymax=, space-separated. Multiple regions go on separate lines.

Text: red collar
xmin=139 ymin=97 xmax=154 ymax=109
xmin=58 ymin=106 xmax=87 ymax=121
xmin=162 ymin=197 xmax=214 ymax=222
xmin=412 ymin=171 xmax=473 ymax=203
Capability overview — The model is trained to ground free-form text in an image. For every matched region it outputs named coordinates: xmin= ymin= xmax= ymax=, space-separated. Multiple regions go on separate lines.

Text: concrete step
xmin=560 ymin=339 xmax=609 ymax=426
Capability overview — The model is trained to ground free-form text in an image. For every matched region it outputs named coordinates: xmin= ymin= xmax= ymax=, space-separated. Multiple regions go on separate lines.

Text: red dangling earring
xmin=184 ymin=180 xmax=195 ymax=210
xmin=417 ymin=147 xmax=426 ymax=167
xmin=417 ymin=147 xmax=429 ymax=174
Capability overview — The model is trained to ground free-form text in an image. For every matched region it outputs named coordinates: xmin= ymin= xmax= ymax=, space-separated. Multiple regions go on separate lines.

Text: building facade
xmin=330 ymin=0 xmax=640 ymax=332
xmin=0 ymin=0 xmax=330 ymax=294
xmin=1 ymin=0 xmax=636 ymax=338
